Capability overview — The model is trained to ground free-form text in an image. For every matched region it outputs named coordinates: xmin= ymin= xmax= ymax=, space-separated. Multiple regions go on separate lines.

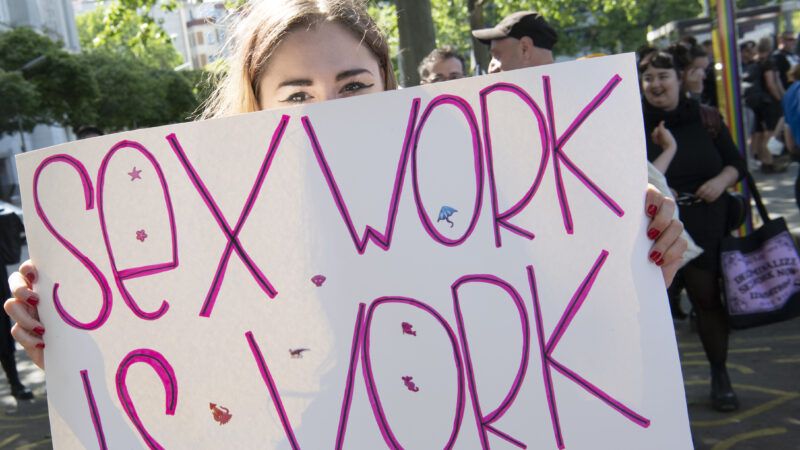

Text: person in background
xmin=0 ymin=208 xmax=31 ymax=400
xmin=770 ymin=31 xmax=799 ymax=90
xmin=740 ymin=40 xmax=758 ymax=145
xmin=471 ymin=11 xmax=557 ymax=71
xmin=681 ymin=44 xmax=711 ymax=102
xmin=751 ymin=37 xmax=786 ymax=173
xmin=418 ymin=46 xmax=466 ymax=84
xmin=5 ymin=0 xmax=688 ymax=371
xmin=700 ymin=39 xmax=718 ymax=106
xmin=641 ymin=48 xmax=746 ymax=412
xmin=74 ymin=126 xmax=104 ymax=140
xmin=781 ymin=64 xmax=800 ymax=210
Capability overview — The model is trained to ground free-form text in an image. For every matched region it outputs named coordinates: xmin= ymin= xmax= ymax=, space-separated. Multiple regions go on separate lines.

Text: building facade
xmin=0 ymin=0 xmax=81 ymax=202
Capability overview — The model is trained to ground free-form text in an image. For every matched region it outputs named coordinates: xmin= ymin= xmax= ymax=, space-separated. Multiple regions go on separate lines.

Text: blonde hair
xmin=201 ymin=0 xmax=396 ymax=119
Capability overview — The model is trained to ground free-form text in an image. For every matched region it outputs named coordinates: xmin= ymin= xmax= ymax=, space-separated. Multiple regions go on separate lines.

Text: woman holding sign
xmin=641 ymin=48 xmax=746 ymax=412
xmin=6 ymin=0 xmax=686 ymax=374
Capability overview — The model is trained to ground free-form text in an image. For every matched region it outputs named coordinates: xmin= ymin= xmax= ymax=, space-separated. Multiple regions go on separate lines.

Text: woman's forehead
xmin=267 ymin=21 xmax=378 ymax=77
xmin=643 ymin=66 xmax=675 ymax=76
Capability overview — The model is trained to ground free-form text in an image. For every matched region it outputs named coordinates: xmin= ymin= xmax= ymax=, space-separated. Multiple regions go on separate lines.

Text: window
xmin=196 ymin=31 xmax=204 ymax=45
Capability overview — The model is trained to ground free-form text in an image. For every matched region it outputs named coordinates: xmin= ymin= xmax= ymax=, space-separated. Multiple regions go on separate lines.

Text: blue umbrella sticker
xmin=437 ymin=206 xmax=458 ymax=228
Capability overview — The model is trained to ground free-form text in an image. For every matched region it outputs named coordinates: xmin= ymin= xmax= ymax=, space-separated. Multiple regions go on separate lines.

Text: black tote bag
xmin=720 ymin=173 xmax=800 ymax=329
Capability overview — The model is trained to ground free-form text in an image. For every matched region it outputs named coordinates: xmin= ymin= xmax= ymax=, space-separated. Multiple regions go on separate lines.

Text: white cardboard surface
xmin=16 ymin=53 xmax=692 ymax=449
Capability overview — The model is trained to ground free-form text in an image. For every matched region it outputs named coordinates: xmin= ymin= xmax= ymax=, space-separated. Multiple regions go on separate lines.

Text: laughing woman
xmin=641 ymin=48 xmax=746 ymax=412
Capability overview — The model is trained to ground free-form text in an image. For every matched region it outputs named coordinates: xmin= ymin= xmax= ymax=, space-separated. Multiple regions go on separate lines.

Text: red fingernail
xmin=25 ymin=272 xmax=35 ymax=284
xmin=35 ymin=343 xmax=45 ymax=349
xmin=26 ymin=296 xmax=39 ymax=307
xmin=650 ymin=251 xmax=662 ymax=261
xmin=33 ymin=327 xmax=45 ymax=336
xmin=647 ymin=205 xmax=658 ymax=217
xmin=656 ymin=258 xmax=665 ymax=266
xmin=647 ymin=228 xmax=660 ymax=240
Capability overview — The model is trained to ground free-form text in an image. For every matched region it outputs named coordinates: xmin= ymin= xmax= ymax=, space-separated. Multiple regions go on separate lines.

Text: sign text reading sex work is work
xmin=18 ymin=54 xmax=692 ymax=449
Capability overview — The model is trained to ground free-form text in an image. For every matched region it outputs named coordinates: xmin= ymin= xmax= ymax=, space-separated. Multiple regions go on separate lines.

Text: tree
xmin=395 ymin=0 xmax=437 ymax=86
xmin=76 ymin=3 xmax=183 ymax=70
xmin=372 ymin=0 xmax=707 ymax=77
xmin=75 ymin=52 xmax=201 ymax=132
xmin=0 ymin=27 xmax=98 ymax=135
xmin=75 ymin=1 xmax=207 ymax=131
xmin=0 ymin=70 xmax=41 ymax=135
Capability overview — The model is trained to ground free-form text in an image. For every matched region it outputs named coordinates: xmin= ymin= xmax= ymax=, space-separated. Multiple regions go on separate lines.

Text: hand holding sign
xmin=7 ymin=2 xmax=690 ymax=447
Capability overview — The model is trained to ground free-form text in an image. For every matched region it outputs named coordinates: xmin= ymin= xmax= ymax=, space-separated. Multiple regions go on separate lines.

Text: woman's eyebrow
xmin=278 ymin=78 xmax=313 ymax=88
xmin=336 ymin=68 xmax=373 ymax=81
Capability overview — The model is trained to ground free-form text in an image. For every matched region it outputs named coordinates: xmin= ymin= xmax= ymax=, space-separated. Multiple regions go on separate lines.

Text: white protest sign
xmin=16 ymin=53 xmax=692 ymax=449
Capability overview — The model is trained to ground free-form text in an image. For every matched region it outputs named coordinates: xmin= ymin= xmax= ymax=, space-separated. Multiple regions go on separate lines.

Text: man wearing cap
xmin=472 ymin=11 xmax=558 ymax=72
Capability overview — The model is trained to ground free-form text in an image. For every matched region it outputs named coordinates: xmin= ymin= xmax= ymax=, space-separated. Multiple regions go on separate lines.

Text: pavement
xmin=680 ymin=162 xmax=800 ymax=450
xmin=0 ymin=166 xmax=798 ymax=449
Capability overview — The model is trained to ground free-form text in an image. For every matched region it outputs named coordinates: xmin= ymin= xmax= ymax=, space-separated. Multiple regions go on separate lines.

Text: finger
xmin=660 ymin=237 xmax=688 ymax=287
xmin=645 ymin=184 xmax=665 ymax=218
xmin=10 ymin=323 xmax=44 ymax=350
xmin=10 ymin=324 xmax=45 ymax=370
xmin=18 ymin=260 xmax=37 ymax=286
xmin=647 ymin=194 xmax=675 ymax=239
xmin=4 ymin=298 xmax=44 ymax=335
xmin=660 ymin=231 xmax=688 ymax=266
xmin=9 ymin=273 xmax=39 ymax=307
xmin=648 ymin=219 xmax=685 ymax=265
xmin=8 ymin=270 xmax=32 ymax=297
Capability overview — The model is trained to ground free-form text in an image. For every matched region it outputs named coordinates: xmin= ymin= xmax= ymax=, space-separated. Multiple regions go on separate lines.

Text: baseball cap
xmin=471 ymin=11 xmax=558 ymax=50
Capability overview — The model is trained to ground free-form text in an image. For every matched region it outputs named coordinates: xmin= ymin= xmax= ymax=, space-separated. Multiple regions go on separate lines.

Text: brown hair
xmin=418 ymin=46 xmax=466 ymax=82
xmin=201 ymin=0 xmax=396 ymax=119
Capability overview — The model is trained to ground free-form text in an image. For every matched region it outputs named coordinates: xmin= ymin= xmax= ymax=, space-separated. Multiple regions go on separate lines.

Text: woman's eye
xmin=341 ymin=81 xmax=374 ymax=94
xmin=282 ymin=92 xmax=312 ymax=103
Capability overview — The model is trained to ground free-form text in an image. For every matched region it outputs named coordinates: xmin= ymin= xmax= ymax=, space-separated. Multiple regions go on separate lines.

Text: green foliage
xmin=736 ymin=0 xmax=773 ymax=9
xmin=76 ymin=3 xmax=182 ymax=70
xmin=478 ymin=0 xmax=705 ymax=55
xmin=0 ymin=27 xmax=60 ymax=71
xmin=373 ymin=0 xmax=706 ymax=73
xmin=0 ymin=27 xmax=98 ymax=135
xmin=75 ymin=52 xmax=201 ymax=131
xmin=431 ymin=0 xmax=472 ymax=55
xmin=0 ymin=71 xmax=41 ymax=134
xmin=368 ymin=2 xmax=401 ymax=81
xmin=74 ymin=1 xmax=207 ymax=130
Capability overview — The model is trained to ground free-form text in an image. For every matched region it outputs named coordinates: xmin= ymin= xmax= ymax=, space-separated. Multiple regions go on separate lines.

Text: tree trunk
xmin=395 ymin=0 xmax=436 ymax=87
xmin=468 ymin=0 xmax=490 ymax=74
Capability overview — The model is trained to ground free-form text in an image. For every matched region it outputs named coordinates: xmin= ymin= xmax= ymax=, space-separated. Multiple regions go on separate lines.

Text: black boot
xmin=710 ymin=364 xmax=738 ymax=412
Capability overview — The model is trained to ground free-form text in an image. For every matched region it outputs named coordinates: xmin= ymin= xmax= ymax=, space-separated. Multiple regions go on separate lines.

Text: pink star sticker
xmin=128 ymin=167 xmax=142 ymax=181
xmin=136 ymin=229 xmax=148 ymax=242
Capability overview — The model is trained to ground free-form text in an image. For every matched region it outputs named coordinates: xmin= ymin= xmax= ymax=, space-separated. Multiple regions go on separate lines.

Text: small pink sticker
xmin=311 ymin=275 xmax=326 ymax=286
xmin=136 ymin=230 xmax=148 ymax=242
xmin=210 ymin=403 xmax=231 ymax=425
xmin=402 ymin=376 xmax=420 ymax=392
xmin=128 ymin=167 xmax=142 ymax=181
